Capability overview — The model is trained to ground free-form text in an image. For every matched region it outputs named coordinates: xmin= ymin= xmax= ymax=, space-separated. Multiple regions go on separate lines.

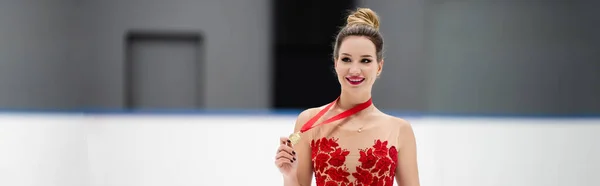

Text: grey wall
xmin=424 ymin=0 xmax=600 ymax=115
xmin=0 ymin=0 xmax=271 ymax=110
xmin=0 ymin=0 xmax=598 ymax=114
xmin=0 ymin=0 xmax=82 ymax=109
xmin=78 ymin=0 xmax=272 ymax=109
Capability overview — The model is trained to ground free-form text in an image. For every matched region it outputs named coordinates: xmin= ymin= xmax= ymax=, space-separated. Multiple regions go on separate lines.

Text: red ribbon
xmin=300 ymin=97 xmax=373 ymax=133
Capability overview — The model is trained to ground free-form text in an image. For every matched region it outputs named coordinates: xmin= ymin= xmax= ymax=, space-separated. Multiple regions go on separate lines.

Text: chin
xmin=342 ymin=83 xmax=371 ymax=93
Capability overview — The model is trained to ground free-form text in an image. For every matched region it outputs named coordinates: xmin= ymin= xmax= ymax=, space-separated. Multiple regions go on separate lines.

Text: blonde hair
xmin=333 ymin=8 xmax=384 ymax=61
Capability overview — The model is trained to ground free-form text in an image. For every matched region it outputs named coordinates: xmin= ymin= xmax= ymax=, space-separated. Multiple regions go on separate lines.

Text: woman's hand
xmin=275 ymin=136 xmax=298 ymax=178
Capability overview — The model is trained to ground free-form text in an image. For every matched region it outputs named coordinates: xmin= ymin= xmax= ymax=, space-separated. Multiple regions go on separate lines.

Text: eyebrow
xmin=341 ymin=53 xmax=373 ymax=58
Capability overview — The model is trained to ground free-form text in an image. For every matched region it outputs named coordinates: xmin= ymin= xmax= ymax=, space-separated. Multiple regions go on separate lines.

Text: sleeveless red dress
xmin=308 ymin=117 xmax=400 ymax=186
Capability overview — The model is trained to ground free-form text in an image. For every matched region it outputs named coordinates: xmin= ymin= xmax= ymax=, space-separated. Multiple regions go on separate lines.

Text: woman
xmin=274 ymin=8 xmax=420 ymax=186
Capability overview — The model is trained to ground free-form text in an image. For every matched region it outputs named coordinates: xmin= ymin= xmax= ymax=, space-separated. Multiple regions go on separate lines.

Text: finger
xmin=280 ymin=136 xmax=291 ymax=146
xmin=277 ymin=144 xmax=296 ymax=156
xmin=276 ymin=149 xmax=295 ymax=162
xmin=276 ymin=150 xmax=296 ymax=162
xmin=276 ymin=155 xmax=296 ymax=165
xmin=275 ymin=158 xmax=292 ymax=168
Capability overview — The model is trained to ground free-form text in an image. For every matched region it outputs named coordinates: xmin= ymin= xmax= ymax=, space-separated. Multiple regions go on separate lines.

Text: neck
xmin=337 ymin=89 xmax=372 ymax=110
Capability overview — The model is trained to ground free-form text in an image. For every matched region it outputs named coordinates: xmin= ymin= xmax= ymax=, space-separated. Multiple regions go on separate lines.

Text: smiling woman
xmin=274 ymin=8 xmax=421 ymax=186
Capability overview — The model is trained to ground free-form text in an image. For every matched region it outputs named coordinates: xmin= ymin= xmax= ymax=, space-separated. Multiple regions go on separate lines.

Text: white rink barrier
xmin=1 ymin=113 xmax=599 ymax=186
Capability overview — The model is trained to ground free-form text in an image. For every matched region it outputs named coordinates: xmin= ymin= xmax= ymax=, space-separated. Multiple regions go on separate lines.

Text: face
xmin=334 ymin=36 xmax=383 ymax=93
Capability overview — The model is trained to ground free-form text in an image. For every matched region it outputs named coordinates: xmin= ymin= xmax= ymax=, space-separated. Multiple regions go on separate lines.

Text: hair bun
xmin=346 ymin=8 xmax=380 ymax=30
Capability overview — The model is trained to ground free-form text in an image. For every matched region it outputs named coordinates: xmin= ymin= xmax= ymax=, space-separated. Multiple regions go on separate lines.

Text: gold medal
xmin=288 ymin=132 xmax=301 ymax=145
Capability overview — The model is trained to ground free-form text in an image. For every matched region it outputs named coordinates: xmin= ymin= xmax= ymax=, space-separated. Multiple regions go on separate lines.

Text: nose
xmin=349 ymin=63 xmax=361 ymax=75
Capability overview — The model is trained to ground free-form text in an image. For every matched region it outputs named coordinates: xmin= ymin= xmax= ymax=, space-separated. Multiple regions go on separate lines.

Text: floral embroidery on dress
xmin=311 ymin=137 xmax=398 ymax=186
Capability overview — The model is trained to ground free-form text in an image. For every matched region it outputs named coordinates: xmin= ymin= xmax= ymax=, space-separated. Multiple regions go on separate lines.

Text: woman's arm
xmin=284 ymin=109 xmax=317 ymax=186
xmin=395 ymin=119 xmax=420 ymax=186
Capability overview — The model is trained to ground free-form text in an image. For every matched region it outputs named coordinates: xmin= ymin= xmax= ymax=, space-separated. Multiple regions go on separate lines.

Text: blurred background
xmin=0 ymin=0 xmax=598 ymax=115
xmin=1 ymin=0 xmax=599 ymax=186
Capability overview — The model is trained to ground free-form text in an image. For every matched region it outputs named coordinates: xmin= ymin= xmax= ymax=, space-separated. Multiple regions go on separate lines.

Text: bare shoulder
xmin=293 ymin=105 xmax=326 ymax=132
xmin=378 ymin=112 xmax=416 ymax=149
xmin=377 ymin=112 xmax=414 ymax=133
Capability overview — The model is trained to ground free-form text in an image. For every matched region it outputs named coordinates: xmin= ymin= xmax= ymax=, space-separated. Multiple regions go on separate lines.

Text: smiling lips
xmin=346 ymin=76 xmax=365 ymax=85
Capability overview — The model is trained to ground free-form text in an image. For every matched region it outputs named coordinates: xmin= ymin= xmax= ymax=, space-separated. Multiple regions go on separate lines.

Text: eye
xmin=361 ymin=59 xmax=372 ymax=63
xmin=341 ymin=57 xmax=351 ymax=62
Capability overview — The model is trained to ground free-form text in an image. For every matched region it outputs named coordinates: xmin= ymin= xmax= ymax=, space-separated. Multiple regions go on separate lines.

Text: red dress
xmin=308 ymin=117 xmax=400 ymax=186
